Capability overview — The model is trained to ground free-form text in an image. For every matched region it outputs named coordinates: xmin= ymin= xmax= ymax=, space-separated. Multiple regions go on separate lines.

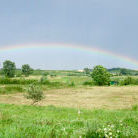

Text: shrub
xmin=119 ymin=77 xmax=138 ymax=85
xmin=25 ymin=85 xmax=45 ymax=105
xmin=42 ymin=72 xmax=49 ymax=77
xmin=39 ymin=76 xmax=50 ymax=84
xmin=83 ymin=80 xmax=94 ymax=86
xmin=0 ymin=77 xmax=38 ymax=85
xmin=132 ymin=105 xmax=138 ymax=111
xmin=68 ymin=81 xmax=75 ymax=87
xmin=50 ymin=74 xmax=57 ymax=77
xmin=120 ymin=76 xmax=133 ymax=85
xmin=0 ymin=86 xmax=23 ymax=94
xmin=16 ymin=72 xmax=22 ymax=77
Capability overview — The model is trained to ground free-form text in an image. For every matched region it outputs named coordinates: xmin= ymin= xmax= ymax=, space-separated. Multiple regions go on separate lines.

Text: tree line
xmin=1 ymin=60 xmax=33 ymax=77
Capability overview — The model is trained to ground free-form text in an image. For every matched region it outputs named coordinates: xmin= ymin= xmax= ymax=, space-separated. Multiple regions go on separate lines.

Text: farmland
xmin=0 ymin=69 xmax=138 ymax=137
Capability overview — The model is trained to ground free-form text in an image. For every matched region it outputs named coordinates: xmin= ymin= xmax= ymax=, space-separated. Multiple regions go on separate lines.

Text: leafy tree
xmin=25 ymin=85 xmax=45 ymax=105
xmin=91 ymin=65 xmax=111 ymax=86
xmin=120 ymin=68 xmax=129 ymax=75
xmin=84 ymin=68 xmax=90 ymax=75
xmin=3 ymin=60 xmax=16 ymax=77
xmin=22 ymin=64 xmax=33 ymax=76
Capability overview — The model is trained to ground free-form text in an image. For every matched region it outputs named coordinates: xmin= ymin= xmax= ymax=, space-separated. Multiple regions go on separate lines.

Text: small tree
xmin=22 ymin=64 xmax=33 ymax=77
xmin=25 ymin=85 xmax=45 ymax=105
xmin=91 ymin=65 xmax=110 ymax=86
xmin=84 ymin=68 xmax=90 ymax=75
xmin=3 ymin=60 xmax=16 ymax=77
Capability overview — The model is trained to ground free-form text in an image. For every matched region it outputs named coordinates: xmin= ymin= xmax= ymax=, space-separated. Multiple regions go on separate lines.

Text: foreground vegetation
xmin=0 ymin=60 xmax=138 ymax=137
xmin=0 ymin=104 xmax=137 ymax=137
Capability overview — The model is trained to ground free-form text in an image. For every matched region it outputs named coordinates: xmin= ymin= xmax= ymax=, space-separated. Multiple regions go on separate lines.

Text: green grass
xmin=0 ymin=104 xmax=137 ymax=137
xmin=0 ymin=85 xmax=24 ymax=94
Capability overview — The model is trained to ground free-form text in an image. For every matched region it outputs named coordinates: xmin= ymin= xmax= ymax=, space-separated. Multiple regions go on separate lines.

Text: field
xmin=0 ymin=86 xmax=138 ymax=109
xmin=0 ymin=71 xmax=138 ymax=137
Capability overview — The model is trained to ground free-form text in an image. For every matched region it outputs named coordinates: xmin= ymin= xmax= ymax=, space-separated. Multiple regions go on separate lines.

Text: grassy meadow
xmin=0 ymin=70 xmax=138 ymax=137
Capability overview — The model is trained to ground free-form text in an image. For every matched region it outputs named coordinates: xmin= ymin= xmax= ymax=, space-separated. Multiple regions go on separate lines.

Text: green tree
xmin=3 ymin=60 xmax=16 ymax=77
xmin=22 ymin=64 xmax=33 ymax=77
xmin=84 ymin=68 xmax=90 ymax=75
xmin=120 ymin=68 xmax=129 ymax=75
xmin=91 ymin=65 xmax=110 ymax=86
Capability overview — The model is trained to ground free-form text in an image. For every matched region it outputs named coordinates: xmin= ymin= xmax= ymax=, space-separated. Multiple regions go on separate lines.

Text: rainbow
xmin=0 ymin=43 xmax=138 ymax=68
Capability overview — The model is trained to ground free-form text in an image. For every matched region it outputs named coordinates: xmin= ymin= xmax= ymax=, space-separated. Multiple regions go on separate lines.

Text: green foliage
xmin=91 ymin=65 xmax=111 ymax=86
xmin=84 ymin=68 xmax=91 ymax=75
xmin=39 ymin=76 xmax=50 ymax=84
xmin=0 ymin=85 xmax=24 ymax=94
xmin=3 ymin=60 xmax=16 ymax=77
xmin=16 ymin=72 xmax=22 ymax=77
xmin=0 ymin=77 xmax=38 ymax=85
xmin=25 ymin=85 xmax=45 ymax=104
xmin=120 ymin=76 xmax=134 ymax=85
xmin=83 ymin=80 xmax=94 ymax=86
xmin=120 ymin=68 xmax=129 ymax=75
xmin=22 ymin=64 xmax=33 ymax=77
xmin=68 ymin=81 xmax=75 ymax=87
xmin=0 ymin=104 xmax=137 ymax=137
xmin=108 ymin=68 xmax=138 ymax=76
xmin=132 ymin=105 xmax=138 ymax=111
xmin=42 ymin=72 xmax=49 ymax=76
xmin=119 ymin=76 xmax=138 ymax=85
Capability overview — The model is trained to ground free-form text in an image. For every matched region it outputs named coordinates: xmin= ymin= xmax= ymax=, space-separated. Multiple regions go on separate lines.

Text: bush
xmin=42 ymin=72 xmax=49 ymax=76
xmin=25 ymin=85 xmax=45 ymax=104
xmin=16 ymin=72 xmax=22 ymax=77
xmin=0 ymin=86 xmax=24 ymax=94
xmin=119 ymin=77 xmax=138 ymax=85
xmin=83 ymin=80 xmax=94 ymax=86
xmin=132 ymin=105 xmax=138 ymax=111
xmin=39 ymin=76 xmax=50 ymax=84
xmin=120 ymin=77 xmax=133 ymax=85
xmin=68 ymin=81 xmax=75 ymax=87
xmin=0 ymin=77 xmax=38 ymax=85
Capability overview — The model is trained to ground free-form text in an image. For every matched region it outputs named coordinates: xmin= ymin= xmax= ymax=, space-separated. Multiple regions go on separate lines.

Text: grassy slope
xmin=0 ymin=104 xmax=137 ymax=137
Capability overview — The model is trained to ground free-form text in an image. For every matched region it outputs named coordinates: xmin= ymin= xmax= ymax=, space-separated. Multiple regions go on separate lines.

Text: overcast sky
xmin=0 ymin=0 xmax=138 ymax=70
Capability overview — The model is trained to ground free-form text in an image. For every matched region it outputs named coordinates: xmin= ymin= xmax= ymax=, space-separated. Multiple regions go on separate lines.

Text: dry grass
xmin=0 ymin=86 xmax=138 ymax=109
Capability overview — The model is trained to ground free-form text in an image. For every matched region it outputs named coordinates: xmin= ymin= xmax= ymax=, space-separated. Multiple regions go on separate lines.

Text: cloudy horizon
xmin=0 ymin=0 xmax=138 ymax=70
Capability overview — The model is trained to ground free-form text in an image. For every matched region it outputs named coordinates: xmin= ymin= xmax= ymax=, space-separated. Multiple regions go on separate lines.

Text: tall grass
xmin=0 ymin=85 xmax=24 ymax=94
xmin=0 ymin=77 xmax=38 ymax=85
xmin=0 ymin=104 xmax=137 ymax=137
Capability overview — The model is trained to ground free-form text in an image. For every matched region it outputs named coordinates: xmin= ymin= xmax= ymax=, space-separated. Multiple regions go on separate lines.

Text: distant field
xmin=0 ymin=86 xmax=138 ymax=109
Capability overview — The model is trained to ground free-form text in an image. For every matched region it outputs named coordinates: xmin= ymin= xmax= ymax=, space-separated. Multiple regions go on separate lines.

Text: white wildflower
xmin=104 ymin=128 xmax=107 ymax=131
xmin=78 ymin=110 xmax=81 ymax=115
xmin=111 ymin=125 xmax=114 ymax=128
xmin=105 ymin=134 xmax=108 ymax=137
